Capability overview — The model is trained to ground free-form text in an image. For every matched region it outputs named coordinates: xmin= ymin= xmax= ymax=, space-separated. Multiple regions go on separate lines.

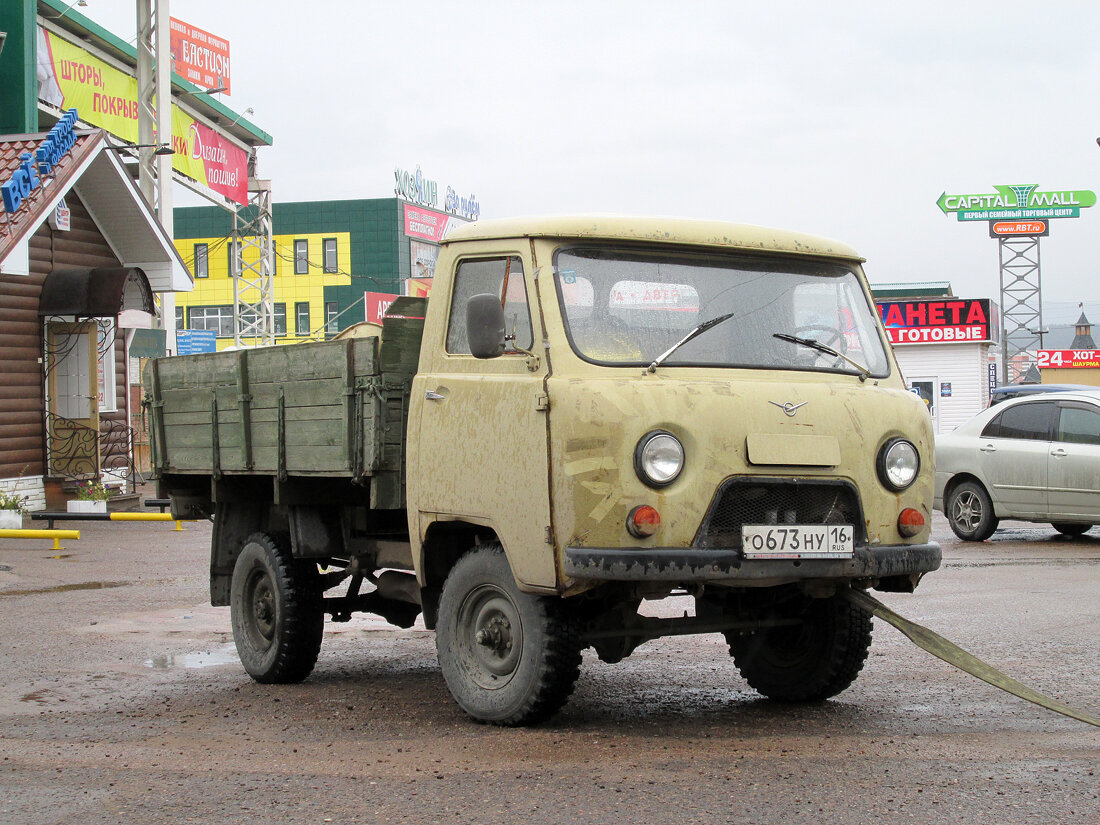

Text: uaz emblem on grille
xmin=769 ymin=400 xmax=807 ymax=417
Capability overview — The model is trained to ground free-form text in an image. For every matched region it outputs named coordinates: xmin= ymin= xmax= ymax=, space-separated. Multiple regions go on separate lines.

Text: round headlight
xmin=634 ymin=430 xmax=684 ymax=488
xmin=878 ymin=438 xmax=919 ymax=491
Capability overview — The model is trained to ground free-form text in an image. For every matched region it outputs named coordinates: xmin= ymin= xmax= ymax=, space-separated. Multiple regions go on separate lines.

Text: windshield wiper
xmin=647 ymin=313 xmax=735 ymax=373
xmin=773 ymin=332 xmax=871 ymax=381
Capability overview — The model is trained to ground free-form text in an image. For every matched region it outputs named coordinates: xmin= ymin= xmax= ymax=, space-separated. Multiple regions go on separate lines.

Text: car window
xmin=982 ymin=401 xmax=1054 ymax=441
xmin=1055 ymin=403 xmax=1100 ymax=445
xmin=446 ymin=256 xmax=532 ymax=354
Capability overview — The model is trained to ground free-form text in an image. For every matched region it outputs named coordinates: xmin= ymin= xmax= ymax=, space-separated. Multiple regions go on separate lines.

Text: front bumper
xmin=563 ymin=542 xmax=942 ymax=583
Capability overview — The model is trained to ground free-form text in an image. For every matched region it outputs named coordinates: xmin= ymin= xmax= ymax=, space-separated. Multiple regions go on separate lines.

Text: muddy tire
xmin=230 ymin=532 xmax=324 ymax=684
xmin=436 ymin=544 xmax=581 ymax=726
xmin=946 ymin=480 xmax=999 ymax=542
xmin=727 ymin=593 xmax=872 ymax=701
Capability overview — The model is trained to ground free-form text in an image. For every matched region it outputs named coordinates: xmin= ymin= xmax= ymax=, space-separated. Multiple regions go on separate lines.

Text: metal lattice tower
xmin=232 ymin=179 xmax=275 ymax=346
xmin=998 ymin=235 xmax=1044 ymax=383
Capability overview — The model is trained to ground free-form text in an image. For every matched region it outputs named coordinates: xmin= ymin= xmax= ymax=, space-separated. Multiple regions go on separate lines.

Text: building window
xmin=323 ymin=238 xmax=338 ymax=273
xmin=175 ymin=307 xmax=185 ymax=329
xmin=194 ymin=243 xmax=209 ymax=278
xmin=294 ymin=239 xmax=309 ymax=274
xmin=325 ymin=301 xmax=339 ymax=334
xmin=227 ymin=239 xmax=241 ymax=278
xmin=295 ymin=302 xmax=311 ymax=335
xmin=239 ymin=304 xmax=288 ymax=337
xmin=188 ymin=305 xmax=235 ymax=338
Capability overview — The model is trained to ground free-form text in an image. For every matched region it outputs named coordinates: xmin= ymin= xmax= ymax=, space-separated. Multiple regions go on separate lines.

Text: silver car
xmin=935 ymin=390 xmax=1100 ymax=540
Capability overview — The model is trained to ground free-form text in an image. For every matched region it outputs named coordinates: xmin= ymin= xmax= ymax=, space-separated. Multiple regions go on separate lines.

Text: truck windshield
xmin=553 ymin=247 xmax=890 ymax=377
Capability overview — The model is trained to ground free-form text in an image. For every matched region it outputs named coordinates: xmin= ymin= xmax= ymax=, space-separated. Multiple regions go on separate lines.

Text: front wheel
xmin=946 ymin=480 xmax=999 ymax=541
xmin=1051 ymin=522 xmax=1092 ymax=537
xmin=230 ymin=532 xmax=324 ymax=684
xmin=726 ymin=592 xmax=872 ymax=701
xmin=436 ymin=544 xmax=581 ymax=726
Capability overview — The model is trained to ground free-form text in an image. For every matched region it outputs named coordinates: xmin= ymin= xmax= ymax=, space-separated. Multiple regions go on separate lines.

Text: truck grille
xmin=694 ymin=477 xmax=864 ymax=549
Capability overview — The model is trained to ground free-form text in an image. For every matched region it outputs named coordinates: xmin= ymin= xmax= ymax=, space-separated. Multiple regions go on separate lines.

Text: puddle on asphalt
xmin=0 ymin=580 xmax=128 ymax=597
xmin=144 ymin=647 xmax=239 ymax=670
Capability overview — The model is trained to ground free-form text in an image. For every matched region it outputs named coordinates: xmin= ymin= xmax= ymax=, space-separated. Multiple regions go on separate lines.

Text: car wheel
xmin=1051 ymin=522 xmax=1092 ymax=537
xmin=436 ymin=543 xmax=582 ymax=726
xmin=946 ymin=481 xmax=999 ymax=541
xmin=230 ymin=532 xmax=324 ymax=684
xmin=726 ymin=592 xmax=872 ymax=701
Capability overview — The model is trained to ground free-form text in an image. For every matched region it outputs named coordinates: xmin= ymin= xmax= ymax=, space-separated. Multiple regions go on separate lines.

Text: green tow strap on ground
xmin=846 ymin=588 xmax=1100 ymax=729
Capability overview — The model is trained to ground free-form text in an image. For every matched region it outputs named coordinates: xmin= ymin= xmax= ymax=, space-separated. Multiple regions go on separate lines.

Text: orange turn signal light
xmin=898 ymin=508 xmax=925 ymax=538
xmin=627 ymin=505 xmax=661 ymax=538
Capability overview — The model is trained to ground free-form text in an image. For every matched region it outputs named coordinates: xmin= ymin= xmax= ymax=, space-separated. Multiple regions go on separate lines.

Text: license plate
xmin=741 ymin=524 xmax=854 ymax=559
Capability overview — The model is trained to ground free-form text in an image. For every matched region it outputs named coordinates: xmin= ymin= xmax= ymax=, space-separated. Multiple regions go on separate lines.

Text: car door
xmin=976 ymin=400 xmax=1055 ymax=518
xmin=1046 ymin=401 xmax=1100 ymax=520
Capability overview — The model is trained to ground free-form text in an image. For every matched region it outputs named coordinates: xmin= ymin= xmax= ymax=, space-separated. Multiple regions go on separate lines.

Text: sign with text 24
xmin=1037 ymin=350 xmax=1100 ymax=369
xmin=877 ymin=299 xmax=994 ymax=345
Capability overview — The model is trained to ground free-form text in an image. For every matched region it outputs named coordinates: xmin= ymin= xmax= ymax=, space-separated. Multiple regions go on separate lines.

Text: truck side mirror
xmin=466 ymin=293 xmax=506 ymax=359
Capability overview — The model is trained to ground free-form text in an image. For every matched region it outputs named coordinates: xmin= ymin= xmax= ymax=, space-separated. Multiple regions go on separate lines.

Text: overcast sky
xmin=78 ymin=1 xmax=1100 ymax=319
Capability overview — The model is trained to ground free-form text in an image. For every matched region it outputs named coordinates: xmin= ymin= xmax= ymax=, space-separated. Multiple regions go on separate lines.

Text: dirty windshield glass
xmin=553 ymin=247 xmax=890 ymax=377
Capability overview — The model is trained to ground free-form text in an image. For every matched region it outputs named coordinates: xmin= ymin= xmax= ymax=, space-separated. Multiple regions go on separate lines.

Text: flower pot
xmin=0 ymin=509 xmax=22 ymax=529
xmin=67 ymin=499 xmax=107 ymax=514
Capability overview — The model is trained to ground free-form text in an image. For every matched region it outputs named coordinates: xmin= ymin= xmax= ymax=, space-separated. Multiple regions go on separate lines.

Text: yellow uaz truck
xmin=146 ymin=216 xmax=940 ymax=725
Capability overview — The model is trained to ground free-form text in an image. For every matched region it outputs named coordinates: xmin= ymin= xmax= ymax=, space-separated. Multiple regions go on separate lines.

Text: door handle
xmin=979 ymin=444 xmax=997 ymax=453
xmin=425 ymin=391 xmax=445 ymax=401
xmin=1050 ymin=447 xmax=1068 ymax=458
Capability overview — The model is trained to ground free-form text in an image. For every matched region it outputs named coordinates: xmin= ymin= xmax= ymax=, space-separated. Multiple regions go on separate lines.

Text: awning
xmin=38 ymin=267 xmax=155 ymax=317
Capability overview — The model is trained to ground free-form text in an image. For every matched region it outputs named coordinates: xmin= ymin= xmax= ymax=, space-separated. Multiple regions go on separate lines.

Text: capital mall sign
xmin=936 ymin=184 xmax=1096 ymax=222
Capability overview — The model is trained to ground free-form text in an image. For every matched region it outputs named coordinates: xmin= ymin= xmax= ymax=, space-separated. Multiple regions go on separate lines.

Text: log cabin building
xmin=0 ymin=126 xmax=191 ymax=509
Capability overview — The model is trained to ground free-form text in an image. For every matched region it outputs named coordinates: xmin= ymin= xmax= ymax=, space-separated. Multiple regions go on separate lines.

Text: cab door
xmin=409 ymin=251 xmax=556 ymax=590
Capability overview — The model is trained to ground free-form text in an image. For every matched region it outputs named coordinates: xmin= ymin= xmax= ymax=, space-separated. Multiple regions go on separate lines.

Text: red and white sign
xmin=170 ymin=18 xmax=231 ymax=94
xmin=364 ymin=291 xmax=399 ymax=324
xmin=403 ymin=204 xmax=457 ymax=242
xmin=878 ymin=299 xmax=994 ymax=345
xmin=1037 ymin=349 xmax=1100 ymax=369
xmin=990 ymin=220 xmax=1047 ymax=236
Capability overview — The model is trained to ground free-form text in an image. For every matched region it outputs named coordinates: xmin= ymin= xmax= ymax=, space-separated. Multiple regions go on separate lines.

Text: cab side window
xmin=981 ymin=401 xmax=1054 ymax=441
xmin=446 ymin=256 xmax=532 ymax=354
xmin=1055 ymin=403 xmax=1100 ymax=445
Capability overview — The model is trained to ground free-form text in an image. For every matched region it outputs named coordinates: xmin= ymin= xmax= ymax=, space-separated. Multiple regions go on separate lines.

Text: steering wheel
xmin=793 ymin=324 xmax=848 ymax=354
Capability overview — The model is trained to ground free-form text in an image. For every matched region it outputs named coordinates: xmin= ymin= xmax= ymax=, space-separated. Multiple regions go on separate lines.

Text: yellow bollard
xmin=0 ymin=528 xmax=81 ymax=551
xmin=108 ymin=512 xmax=175 ymax=522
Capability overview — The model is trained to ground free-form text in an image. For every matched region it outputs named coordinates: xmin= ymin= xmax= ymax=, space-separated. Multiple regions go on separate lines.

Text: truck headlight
xmin=878 ymin=438 xmax=919 ymax=491
xmin=634 ymin=430 xmax=684 ymax=488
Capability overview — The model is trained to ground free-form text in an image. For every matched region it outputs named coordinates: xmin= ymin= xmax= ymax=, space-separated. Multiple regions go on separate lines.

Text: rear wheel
xmin=727 ymin=592 xmax=872 ymax=701
xmin=436 ymin=544 xmax=581 ymax=726
xmin=1051 ymin=522 xmax=1092 ymax=537
xmin=230 ymin=532 xmax=324 ymax=683
xmin=946 ymin=480 xmax=999 ymax=541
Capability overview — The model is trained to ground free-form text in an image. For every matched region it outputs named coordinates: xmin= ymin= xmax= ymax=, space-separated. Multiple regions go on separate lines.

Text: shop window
xmin=295 ymin=302 xmax=311 ymax=335
xmin=323 ymin=238 xmax=338 ymax=273
xmin=194 ymin=243 xmax=209 ymax=278
xmin=294 ymin=239 xmax=309 ymax=274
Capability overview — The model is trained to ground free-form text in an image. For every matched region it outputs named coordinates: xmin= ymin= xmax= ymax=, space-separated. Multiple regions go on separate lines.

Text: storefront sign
xmin=48 ymin=198 xmax=71 ymax=231
xmin=989 ymin=220 xmax=1048 ymax=237
xmin=176 ymin=329 xmax=217 ymax=355
xmin=1037 ymin=349 xmax=1100 ymax=369
xmin=37 ymin=28 xmax=249 ymax=206
xmin=988 ymin=362 xmax=999 ymax=394
xmin=937 ymin=185 xmax=1096 ymax=222
xmin=364 ymin=291 xmax=399 ymax=324
xmin=1 ymin=108 xmax=78 ymax=214
xmin=169 ymin=17 xmax=231 ymax=95
xmin=878 ymin=298 xmax=995 ymax=345
xmin=395 ymin=164 xmax=480 ymax=220
xmin=403 ymin=203 xmax=459 ymax=243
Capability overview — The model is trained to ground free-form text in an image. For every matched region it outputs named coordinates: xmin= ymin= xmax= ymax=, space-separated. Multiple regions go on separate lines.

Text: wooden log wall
xmin=0 ymin=191 xmax=123 ymax=479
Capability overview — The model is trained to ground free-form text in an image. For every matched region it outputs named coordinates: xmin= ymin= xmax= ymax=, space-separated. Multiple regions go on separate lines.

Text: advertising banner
xmin=37 ymin=27 xmax=249 ymax=206
xmin=1037 ymin=350 xmax=1100 ymax=369
xmin=175 ymin=329 xmax=217 ymax=355
xmin=169 ymin=17 xmax=231 ymax=95
xmin=878 ymin=298 xmax=995 ymax=345
xmin=364 ymin=292 xmax=399 ymax=324
xmin=403 ymin=203 xmax=459 ymax=242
